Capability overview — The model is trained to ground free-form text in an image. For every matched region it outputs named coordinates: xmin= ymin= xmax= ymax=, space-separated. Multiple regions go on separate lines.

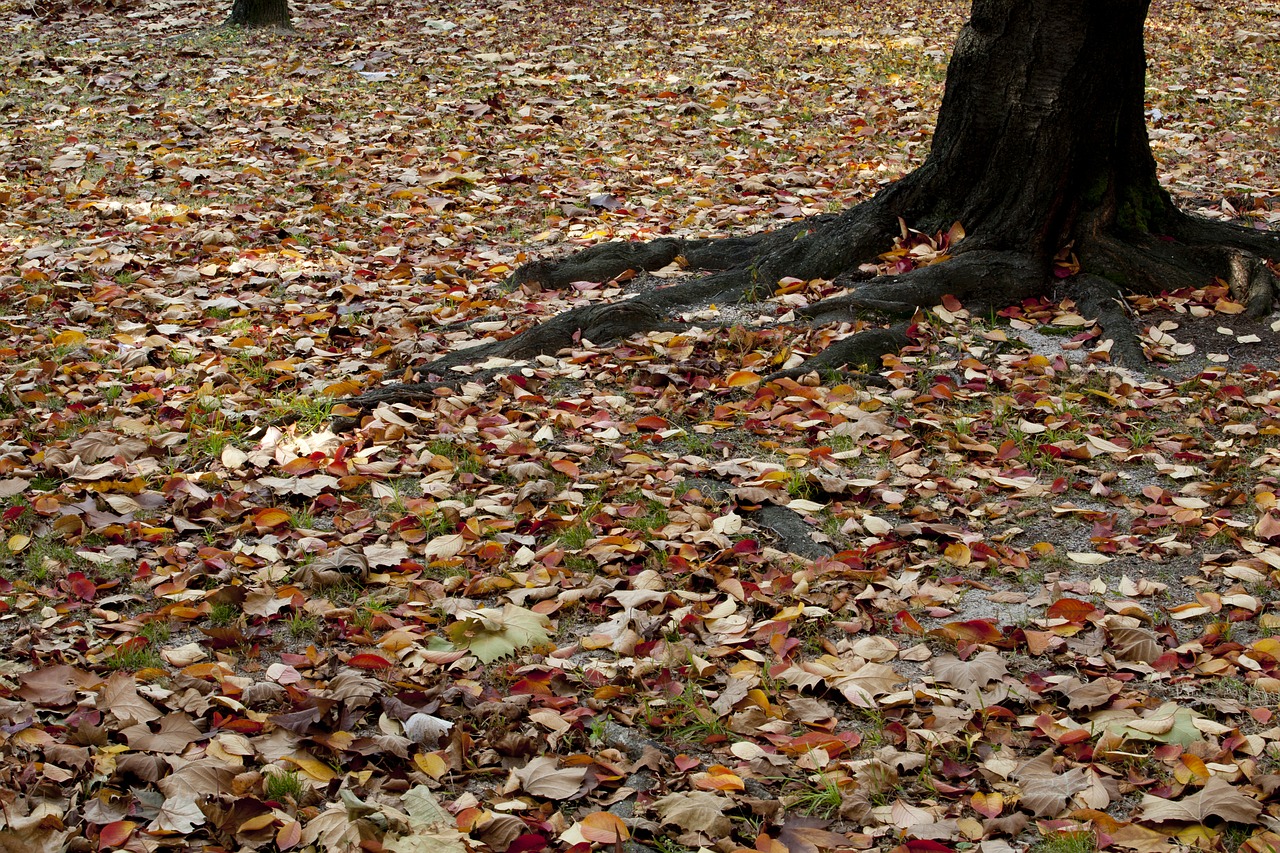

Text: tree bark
xmin=890 ymin=0 xmax=1170 ymax=255
xmin=225 ymin=0 xmax=291 ymax=29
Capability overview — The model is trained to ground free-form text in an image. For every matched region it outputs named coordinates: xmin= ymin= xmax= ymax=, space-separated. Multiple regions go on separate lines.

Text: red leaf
xmin=906 ymin=841 xmax=955 ymax=853
xmin=347 ymin=653 xmax=392 ymax=670
xmin=995 ymin=439 xmax=1020 ymax=460
xmin=934 ymin=620 xmax=1004 ymax=645
xmin=99 ymin=821 xmax=137 ymax=849
xmin=634 ymin=416 xmax=669 ymax=431
xmin=67 ymin=571 xmax=97 ymax=601
xmin=1046 ymin=598 xmax=1099 ymax=623
xmin=507 ymin=836 xmax=548 ymax=853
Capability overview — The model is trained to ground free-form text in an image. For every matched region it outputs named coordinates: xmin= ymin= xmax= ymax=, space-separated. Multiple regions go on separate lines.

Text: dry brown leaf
xmin=1012 ymin=750 xmax=1092 ymax=817
xmin=651 ymin=791 xmax=733 ymax=836
xmin=932 ymin=651 xmax=1008 ymax=690
xmin=513 ymin=755 xmax=587 ymax=800
xmin=1138 ymin=776 xmax=1262 ymax=824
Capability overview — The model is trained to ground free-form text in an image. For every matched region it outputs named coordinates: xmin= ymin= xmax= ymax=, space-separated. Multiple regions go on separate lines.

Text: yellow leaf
xmin=414 ymin=752 xmax=449 ymax=780
xmin=7 ymin=534 xmax=30 ymax=553
xmin=282 ymin=752 xmax=338 ymax=782
xmin=944 ymin=543 xmax=971 ymax=566
xmin=774 ymin=604 xmax=806 ymax=621
xmin=53 ymin=330 xmax=87 ymax=346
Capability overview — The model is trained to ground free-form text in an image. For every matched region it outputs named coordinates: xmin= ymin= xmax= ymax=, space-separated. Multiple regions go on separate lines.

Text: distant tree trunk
xmin=225 ymin=0 xmax=291 ymax=29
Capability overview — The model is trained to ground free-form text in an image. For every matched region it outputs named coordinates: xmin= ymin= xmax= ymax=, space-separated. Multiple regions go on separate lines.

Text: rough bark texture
xmin=225 ymin=0 xmax=291 ymax=29
xmin=342 ymin=0 xmax=1280 ymax=417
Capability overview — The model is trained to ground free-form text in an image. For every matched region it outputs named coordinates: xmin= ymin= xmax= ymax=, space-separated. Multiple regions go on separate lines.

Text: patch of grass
xmin=106 ymin=644 xmax=165 ymax=672
xmin=651 ymin=839 xmax=695 ymax=853
xmin=138 ymin=620 xmax=172 ymax=645
xmin=264 ymin=769 xmax=306 ymax=802
xmin=287 ymin=614 xmax=320 ymax=638
xmin=648 ymin=680 xmax=733 ymax=743
xmin=208 ymin=601 xmax=239 ymax=627
xmin=289 ymin=508 xmax=316 ymax=530
xmin=270 ymin=394 xmax=333 ymax=433
xmin=20 ymin=538 xmax=87 ymax=584
xmin=426 ymin=439 xmax=482 ymax=475
xmin=790 ymin=772 xmax=844 ymax=818
xmin=1028 ymin=829 xmax=1096 ymax=853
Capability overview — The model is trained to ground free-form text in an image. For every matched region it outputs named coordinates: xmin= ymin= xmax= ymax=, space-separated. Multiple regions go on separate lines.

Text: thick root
xmin=764 ymin=323 xmax=910 ymax=383
xmin=800 ymin=252 xmax=1044 ymax=324
xmin=1066 ymin=275 xmax=1150 ymax=369
xmin=1227 ymin=252 xmax=1277 ymax=319
xmin=1168 ymin=211 xmax=1280 ymax=264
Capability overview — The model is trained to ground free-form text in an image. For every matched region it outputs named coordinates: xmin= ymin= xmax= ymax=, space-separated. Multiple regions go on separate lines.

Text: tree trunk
xmin=893 ymin=0 xmax=1169 ymax=255
xmin=340 ymin=0 xmax=1280 ymax=416
xmin=225 ymin=0 xmax=291 ymax=29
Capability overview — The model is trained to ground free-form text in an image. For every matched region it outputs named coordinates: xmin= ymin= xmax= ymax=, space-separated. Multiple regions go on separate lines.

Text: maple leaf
xmin=932 ymin=652 xmax=1007 ymax=690
xmin=651 ymin=791 xmax=733 ymax=837
xmin=1045 ymin=675 xmax=1121 ymax=710
xmin=446 ymin=604 xmax=553 ymax=663
xmin=119 ymin=712 xmax=205 ymax=754
xmin=98 ymin=672 xmax=162 ymax=724
xmin=776 ymin=816 xmax=851 ymax=853
xmin=1011 ymin=750 xmax=1091 ymax=817
xmin=383 ymin=785 xmax=470 ymax=853
xmin=150 ymin=796 xmax=206 ymax=834
xmin=1138 ymin=776 xmax=1262 ymax=825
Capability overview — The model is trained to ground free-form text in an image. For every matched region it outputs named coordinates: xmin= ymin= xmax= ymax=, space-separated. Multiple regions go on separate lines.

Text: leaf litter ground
xmin=1 ymin=0 xmax=1280 ymax=852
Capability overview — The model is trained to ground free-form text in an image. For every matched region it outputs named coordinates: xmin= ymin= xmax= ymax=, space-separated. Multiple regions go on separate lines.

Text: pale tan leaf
xmin=932 ymin=652 xmax=1007 ymax=690
xmin=513 ymin=755 xmax=587 ymax=800
xmin=1012 ymin=750 xmax=1091 ymax=817
xmin=1138 ymin=776 xmax=1261 ymax=824
xmin=652 ymin=791 xmax=733 ymax=836
xmin=99 ymin=673 xmax=162 ymax=724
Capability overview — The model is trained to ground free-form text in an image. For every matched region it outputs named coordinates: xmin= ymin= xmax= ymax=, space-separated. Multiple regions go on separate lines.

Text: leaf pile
xmin=1 ymin=0 xmax=1279 ymax=852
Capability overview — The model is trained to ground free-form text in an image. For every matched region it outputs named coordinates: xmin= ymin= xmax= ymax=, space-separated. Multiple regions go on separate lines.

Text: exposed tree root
xmin=1226 ymin=252 xmax=1277 ymax=319
xmin=338 ymin=174 xmax=1277 ymax=422
xmin=1066 ymin=276 xmax=1149 ymax=369
xmin=763 ymin=324 xmax=910 ymax=384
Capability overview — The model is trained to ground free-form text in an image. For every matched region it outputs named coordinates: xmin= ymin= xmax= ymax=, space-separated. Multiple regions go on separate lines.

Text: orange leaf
xmin=726 ymin=370 xmax=762 ymax=387
xmin=280 ymin=457 xmax=318 ymax=476
xmin=893 ymin=610 xmax=924 ymax=635
xmin=579 ymin=811 xmax=630 ymax=844
xmin=934 ymin=620 xmax=1004 ymax=645
xmin=252 ymin=507 xmax=292 ymax=529
xmin=550 ymin=459 xmax=580 ymax=478
xmin=692 ymin=765 xmax=746 ymax=791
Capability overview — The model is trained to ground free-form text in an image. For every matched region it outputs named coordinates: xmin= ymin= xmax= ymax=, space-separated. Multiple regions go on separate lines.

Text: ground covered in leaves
xmin=2 ymin=0 xmax=1280 ymax=852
